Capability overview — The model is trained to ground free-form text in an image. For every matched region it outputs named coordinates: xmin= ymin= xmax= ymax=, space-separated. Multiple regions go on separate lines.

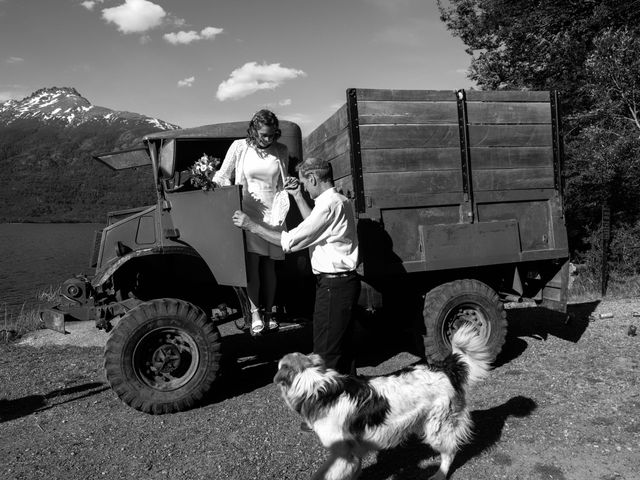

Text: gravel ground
xmin=1 ymin=298 xmax=639 ymax=480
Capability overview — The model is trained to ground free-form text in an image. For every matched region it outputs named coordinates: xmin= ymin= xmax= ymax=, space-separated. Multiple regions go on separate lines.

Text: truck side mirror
xmin=159 ymin=139 xmax=176 ymax=179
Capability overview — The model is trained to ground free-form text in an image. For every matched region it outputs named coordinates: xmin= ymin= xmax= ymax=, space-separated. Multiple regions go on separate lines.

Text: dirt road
xmin=1 ymin=298 xmax=638 ymax=480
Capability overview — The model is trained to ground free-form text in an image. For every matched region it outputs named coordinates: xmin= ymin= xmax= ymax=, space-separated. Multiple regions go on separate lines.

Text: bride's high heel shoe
xmin=264 ymin=310 xmax=279 ymax=331
xmin=250 ymin=308 xmax=264 ymax=336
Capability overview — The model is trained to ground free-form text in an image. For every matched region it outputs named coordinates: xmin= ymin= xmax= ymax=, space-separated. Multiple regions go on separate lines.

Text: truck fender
xmin=92 ymin=245 xmax=202 ymax=288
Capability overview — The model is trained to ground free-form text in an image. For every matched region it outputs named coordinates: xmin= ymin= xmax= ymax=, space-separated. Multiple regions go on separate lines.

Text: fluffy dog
xmin=273 ymin=323 xmax=493 ymax=480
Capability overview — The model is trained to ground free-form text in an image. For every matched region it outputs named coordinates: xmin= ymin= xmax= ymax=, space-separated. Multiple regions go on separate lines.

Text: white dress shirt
xmin=280 ymin=187 xmax=359 ymax=274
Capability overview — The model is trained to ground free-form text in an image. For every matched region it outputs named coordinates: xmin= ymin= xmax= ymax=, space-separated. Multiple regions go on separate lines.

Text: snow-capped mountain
xmin=0 ymin=87 xmax=182 ymax=223
xmin=0 ymin=86 xmax=179 ymax=130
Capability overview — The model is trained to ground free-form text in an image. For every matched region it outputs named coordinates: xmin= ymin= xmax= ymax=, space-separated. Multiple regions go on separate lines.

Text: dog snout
xmin=273 ymin=368 xmax=289 ymax=386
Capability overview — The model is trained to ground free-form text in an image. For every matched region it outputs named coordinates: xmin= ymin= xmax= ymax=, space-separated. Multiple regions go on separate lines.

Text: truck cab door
xmin=164 ymin=185 xmax=247 ymax=287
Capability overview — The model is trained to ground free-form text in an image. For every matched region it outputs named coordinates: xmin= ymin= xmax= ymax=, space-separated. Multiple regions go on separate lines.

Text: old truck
xmin=42 ymin=88 xmax=569 ymax=414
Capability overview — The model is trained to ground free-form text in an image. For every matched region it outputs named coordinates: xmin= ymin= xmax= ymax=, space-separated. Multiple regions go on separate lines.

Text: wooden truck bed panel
xmin=470 ymin=147 xmax=554 ymax=168
xmin=359 ymin=124 xmax=460 ymax=149
xmin=305 ymin=128 xmax=351 ymax=165
xmin=360 ymin=148 xmax=460 ymax=172
xmin=302 ymin=88 xmax=568 ymax=274
xmin=473 ymin=168 xmax=555 ymax=190
xmin=466 ymin=102 xmax=551 ymax=124
xmin=358 ymin=101 xmax=458 ymax=125
xmin=303 ymin=105 xmax=349 ymax=156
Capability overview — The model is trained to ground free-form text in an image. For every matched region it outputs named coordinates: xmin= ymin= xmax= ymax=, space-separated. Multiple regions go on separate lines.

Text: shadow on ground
xmin=205 ymin=301 xmax=601 ymax=404
xmin=359 ymin=395 xmax=537 ymax=480
xmin=0 ymin=382 xmax=109 ymax=423
xmin=495 ymin=300 xmax=599 ymax=367
xmin=205 ymin=321 xmax=313 ymax=404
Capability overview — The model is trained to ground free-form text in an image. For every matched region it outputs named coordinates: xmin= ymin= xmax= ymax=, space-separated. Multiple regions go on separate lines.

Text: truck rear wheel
xmin=423 ymin=279 xmax=507 ymax=361
xmin=104 ymin=298 xmax=221 ymax=414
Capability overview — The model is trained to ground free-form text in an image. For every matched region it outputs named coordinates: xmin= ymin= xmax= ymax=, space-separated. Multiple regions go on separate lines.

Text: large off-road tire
xmin=423 ymin=279 xmax=507 ymax=362
xmin=104 ymin=298 xmax=221 ymax=414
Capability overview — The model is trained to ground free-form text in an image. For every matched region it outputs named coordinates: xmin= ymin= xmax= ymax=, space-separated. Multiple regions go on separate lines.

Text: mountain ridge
xmin=0 ymin=87 xmax=182 ymax=223
xmin=0 ymin=86 xmax=179 ymax=131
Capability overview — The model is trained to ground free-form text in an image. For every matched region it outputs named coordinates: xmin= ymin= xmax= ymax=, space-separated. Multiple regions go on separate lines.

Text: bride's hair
xmin=246 ymin=109 xmax=281 ymax=147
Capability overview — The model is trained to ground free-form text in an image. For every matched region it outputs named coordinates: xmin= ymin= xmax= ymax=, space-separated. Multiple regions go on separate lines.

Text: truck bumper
xmin=39 ymin=305 xmax=94 ymax=334
xmin=39 ymin=307 xmax=68 ymax=334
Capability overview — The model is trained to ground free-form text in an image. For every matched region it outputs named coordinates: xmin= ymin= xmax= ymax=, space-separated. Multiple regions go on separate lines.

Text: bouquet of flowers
xmin=190 ymin=154 xmax=221 ymax=191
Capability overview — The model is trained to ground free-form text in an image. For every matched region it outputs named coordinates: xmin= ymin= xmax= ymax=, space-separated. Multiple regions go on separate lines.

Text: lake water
xmin=0 ymin=223 xmax=102 ymax=318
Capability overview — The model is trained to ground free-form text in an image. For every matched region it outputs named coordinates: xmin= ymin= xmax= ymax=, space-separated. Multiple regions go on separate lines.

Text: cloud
xmin=167 ymin=15 xmax=186 ymax=28
xmin=200 ymin=26 xmax=223 ymax=39
xmin=164 ymin=31 xmax=199 ymax=45
xmin=6 ymin=57 xmax=24 ymax=64
xmin=102 ymin=0 xmax=166 ymax=34
xmin=178 ymin=76 xmax=195 ymax=88
xmin=216 ymin=62 xmax=306 ymax=101
xmin=80 ymin=0 xmax=103 ymax=11
xmin=163 ymin=26 xmax=223 ymax=45
xmin=263 ymin=98 xmax=293 ymax=109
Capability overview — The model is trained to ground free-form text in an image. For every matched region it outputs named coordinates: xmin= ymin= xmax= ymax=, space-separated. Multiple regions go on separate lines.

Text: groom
xmin=232 ymin=157 xmax=360 ymax=375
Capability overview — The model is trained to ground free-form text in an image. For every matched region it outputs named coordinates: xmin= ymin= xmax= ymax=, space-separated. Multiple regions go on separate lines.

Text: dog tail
xmin=450 ymin=323 xmax=493 ymax=387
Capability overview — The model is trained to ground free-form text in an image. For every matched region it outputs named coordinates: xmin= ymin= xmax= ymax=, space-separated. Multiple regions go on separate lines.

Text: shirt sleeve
xmin=213 ymin=139 xmax=241 ymax=186
xmin=281 ymin=201 xmax=333 ymax=253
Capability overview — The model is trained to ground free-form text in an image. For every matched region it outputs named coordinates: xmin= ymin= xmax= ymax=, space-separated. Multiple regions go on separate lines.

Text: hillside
xmin=0 ymin=87 xmax=180 ymax=223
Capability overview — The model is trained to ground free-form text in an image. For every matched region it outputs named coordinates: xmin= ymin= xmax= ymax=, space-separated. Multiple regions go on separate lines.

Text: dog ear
xmin=308 ymin=353 xmax=326 ymax=369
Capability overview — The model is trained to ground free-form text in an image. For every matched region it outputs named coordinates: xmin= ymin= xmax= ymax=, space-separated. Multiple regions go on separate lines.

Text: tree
xmin=437 ymin=0 xmax=640 ymax=273
xmin=437 ymin=0 xmax=640 ymax=113
xmin=582 ymin=27 xmax=640 ymax=135
xmin=564 ymin=27 xmax=640 ymax=252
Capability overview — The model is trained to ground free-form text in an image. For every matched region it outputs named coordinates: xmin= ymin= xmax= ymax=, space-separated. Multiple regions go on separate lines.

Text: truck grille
xmin=89 ymin=229 xmax=103 ymax=268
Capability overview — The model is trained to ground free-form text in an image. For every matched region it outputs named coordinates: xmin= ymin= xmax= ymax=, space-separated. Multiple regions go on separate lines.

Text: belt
xmin=316 ymin=271 xmax=357 ymax=279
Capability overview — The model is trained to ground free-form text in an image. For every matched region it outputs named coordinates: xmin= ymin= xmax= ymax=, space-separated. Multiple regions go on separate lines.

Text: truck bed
xmin=302 ymin=89 xmax=568 ymax=277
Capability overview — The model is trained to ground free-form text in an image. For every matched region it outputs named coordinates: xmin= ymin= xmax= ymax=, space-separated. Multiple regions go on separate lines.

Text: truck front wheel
xmin=104 ymin=298 xmax=221 ymax=414
xmin=423 ymin=279 xmax=507 ymax=362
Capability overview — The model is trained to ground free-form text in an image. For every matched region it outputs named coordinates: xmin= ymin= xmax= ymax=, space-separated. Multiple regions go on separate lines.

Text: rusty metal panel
xmin=380 ymin=206 xmax=461 ymax=264
xmin=40 ymin=308 xmax=67 ymax=334
xmin=541 ymin=259 xmax=570 ymax=313
xmin=166 ymin=185 xmax=246 ymax=287
xmin=420 ymin=220 xmax=521 ymax=270
xmin=477 ymin=199 xmax=551 ymax=251
xmin=100 ymin=210 xmax=152 ymax=268
xmin=93 ymin=147 xmax=150 ymax=170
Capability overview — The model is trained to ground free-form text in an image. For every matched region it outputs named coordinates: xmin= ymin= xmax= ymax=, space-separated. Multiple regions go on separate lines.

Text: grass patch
xmin=1 ymin=304 xmax=43 ymax=342
xmin=0 ymin=286 xmax=58 ymax=342
xmin=569 ymin=270 xmax=640 ymax=302
xmin=37 ymin=285 xmax=62 ymax=303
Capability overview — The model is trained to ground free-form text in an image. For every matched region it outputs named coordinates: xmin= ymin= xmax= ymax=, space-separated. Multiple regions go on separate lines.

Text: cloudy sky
xmin=0 ymin=0 xmax=474 ymax=135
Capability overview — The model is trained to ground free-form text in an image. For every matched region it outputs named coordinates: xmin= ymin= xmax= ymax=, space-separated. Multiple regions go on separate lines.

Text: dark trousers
xmin=313 ymin=273 xmax=360 ymax=375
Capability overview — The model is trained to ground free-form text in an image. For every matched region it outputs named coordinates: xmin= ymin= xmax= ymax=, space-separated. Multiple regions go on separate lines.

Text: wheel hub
xmin=133 ymin=327 xmax=200 ymax=391
xmin=443 ymin=304 xmax=491 ymax=347
xmin=150 ymin=344 xmax=182 ymax=374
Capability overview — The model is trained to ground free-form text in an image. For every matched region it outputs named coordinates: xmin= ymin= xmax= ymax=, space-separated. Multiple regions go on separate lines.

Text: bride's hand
xmin=284 ymin=176 xmax=299 ymax=191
